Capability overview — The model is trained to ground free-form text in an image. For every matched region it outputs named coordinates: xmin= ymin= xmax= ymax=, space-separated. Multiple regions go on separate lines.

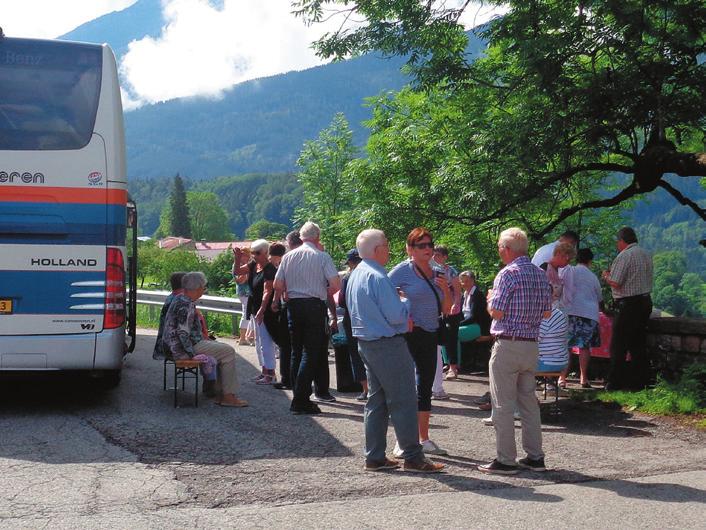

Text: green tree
xmin=169 ymin=174 xmax=191 ymax=238
xmin=135 ymin=240 xmax=162 ymax=288
xmin=653 ymin=250 xmax=704 ymax=317
xmin=294 ymin=0 xmax=706 ymax=238
xmin=245 ymin=219 xmax=289 ymax=240
xmin=295 ymin=113 xmax=359 ymax=261
xmin=188 ymin=191 xmax=233 ymax=241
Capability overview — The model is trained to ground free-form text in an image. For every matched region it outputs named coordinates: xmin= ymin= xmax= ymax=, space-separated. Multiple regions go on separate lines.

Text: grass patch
xmin=136 ymin=305 xmax=241 ymax=337
xmin=597 ymin=363 xmax=706 ymax=416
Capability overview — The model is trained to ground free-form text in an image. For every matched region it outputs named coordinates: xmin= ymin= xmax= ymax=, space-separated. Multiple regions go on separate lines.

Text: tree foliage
xmin=295 ymin=113 xmax=359 ymax=261
xmin=156 ymin=191 xmax=233 ymax=241
xmin=245 ymin=220 xmax=290 ymax=240
xmin=187 ymin=191 xmax=234 ymax=241
xmin=169 ymin=174 xmax=191 ymax=238
xmin=294 ymin=0 xmax=706 ymax=239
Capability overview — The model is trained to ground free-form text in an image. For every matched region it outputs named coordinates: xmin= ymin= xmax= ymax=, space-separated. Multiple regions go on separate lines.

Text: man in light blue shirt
xmin=347 ymin=229 xmax=443 ymax=474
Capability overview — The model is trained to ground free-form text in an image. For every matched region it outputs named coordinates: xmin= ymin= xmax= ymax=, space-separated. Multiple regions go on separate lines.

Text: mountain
xmin=58 ymin=0 xmax=485 ymax=179
xmin=59 ymin=0 xmax=164 ymax=59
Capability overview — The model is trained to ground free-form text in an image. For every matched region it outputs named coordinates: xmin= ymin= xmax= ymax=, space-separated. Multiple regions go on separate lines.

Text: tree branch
xmin=657 ymin=180 xmax=706 ymax=222
xmin=532 ymin=183 xmax=641 ymax=239
xmin=661 ymin=152 xmax=706 ymax=177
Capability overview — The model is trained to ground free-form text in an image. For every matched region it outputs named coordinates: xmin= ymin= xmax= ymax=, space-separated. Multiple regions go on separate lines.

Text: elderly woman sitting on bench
xmin=163 ymin=271 xmax=248 ymax=408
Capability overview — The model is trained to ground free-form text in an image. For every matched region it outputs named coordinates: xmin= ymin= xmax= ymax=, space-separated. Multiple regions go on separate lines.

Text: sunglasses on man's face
xmin=412 ymin=241 xmax=434 ymax=249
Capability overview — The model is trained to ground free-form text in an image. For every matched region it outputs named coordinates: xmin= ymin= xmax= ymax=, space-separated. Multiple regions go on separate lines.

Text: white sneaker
xmin=432 ymin=390 xmax=450 ymax=400
xmin=421 ymin=439 xmax=448 ymax=456
xmin=483 ymin=413 xmax=521 ymax=426
xmin=393 ymin=441 xmax=404 ymax=458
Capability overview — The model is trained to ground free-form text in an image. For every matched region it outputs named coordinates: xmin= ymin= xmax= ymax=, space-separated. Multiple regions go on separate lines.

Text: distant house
xmin=157 ymin=236 xmax=196 ymax=251
xmin=194 ymin=241 xmax=251 ymax=262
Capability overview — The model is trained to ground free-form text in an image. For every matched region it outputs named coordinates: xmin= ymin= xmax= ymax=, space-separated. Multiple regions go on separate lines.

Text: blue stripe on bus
xmin=0 ymin=270 xmax=107 ymax=314
xmin=0 ymin=202 xmax=125 ymax=246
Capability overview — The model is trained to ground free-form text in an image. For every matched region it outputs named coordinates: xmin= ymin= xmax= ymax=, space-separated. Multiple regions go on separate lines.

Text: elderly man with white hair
xmin=162 ymin=271 xmax=248 ymax=408
xmin=274 ymin=221 xmax=341 ymax=415
xmin=479 ymin=227 xmax=551 ymax=475
xmin=346 ymin=229 xmax=443 ymax=473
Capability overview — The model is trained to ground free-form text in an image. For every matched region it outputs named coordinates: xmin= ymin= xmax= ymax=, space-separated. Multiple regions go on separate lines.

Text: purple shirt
xmin=489 ymin=255 xmax=552 ymax=339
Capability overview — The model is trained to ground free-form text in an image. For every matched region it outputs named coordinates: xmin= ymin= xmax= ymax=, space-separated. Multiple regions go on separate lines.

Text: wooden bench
xmin=163 ymin=358 xmax=201 ymax=408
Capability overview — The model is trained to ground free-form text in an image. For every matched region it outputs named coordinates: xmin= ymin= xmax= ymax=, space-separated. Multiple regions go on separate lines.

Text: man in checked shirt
xmin=478 ymin=227 xmax=552 ymax=476
xmin=602 ymin=227 xmax=653 ymax=391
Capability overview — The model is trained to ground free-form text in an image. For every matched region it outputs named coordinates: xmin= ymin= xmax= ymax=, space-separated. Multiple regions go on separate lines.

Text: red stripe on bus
xmin=0 ymin=186 xmax=127 ymax=205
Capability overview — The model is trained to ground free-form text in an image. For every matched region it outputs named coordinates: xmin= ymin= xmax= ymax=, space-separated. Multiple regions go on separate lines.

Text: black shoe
xmin=273 ymin=382 xmax=291 ymax=390
xmin=312 ymin=393 xmax=337 ymax=403
xmin=473 ymin=391 xmax=491 ymax=405
xmin=290 ymin=404 xmax=322 ymax=415
xmin=355 ymin=392 xmax=368 ymax=401
xmin=478 ymin=459 xmax=519 ymax=475
xmin=517 ymin=457 xmax=547 ymax=472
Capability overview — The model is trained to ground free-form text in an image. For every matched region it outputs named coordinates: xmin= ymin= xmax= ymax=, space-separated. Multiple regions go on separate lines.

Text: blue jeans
xmin=357 ymin=335 xmax=423 ymax=463
xmin=288 ymin=298 xmax=328 ymax=409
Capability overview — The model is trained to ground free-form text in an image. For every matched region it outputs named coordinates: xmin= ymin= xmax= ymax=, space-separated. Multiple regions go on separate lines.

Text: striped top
xmin=608 ymin=243 xmax=653 ymax=299
xmin=274 ymin=242 xmax=338 ymax=301
xmin=388 ymin=260 xmax=442 ymax=332
xmin=489 ymin=256 xmax=552 ymax=339
xmin=538 ymin=308 xmax=569 ymax=365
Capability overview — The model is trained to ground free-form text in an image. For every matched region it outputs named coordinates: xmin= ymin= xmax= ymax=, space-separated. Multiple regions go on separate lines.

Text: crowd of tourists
xmin=153 ymin=221 xmax=654 ymax=475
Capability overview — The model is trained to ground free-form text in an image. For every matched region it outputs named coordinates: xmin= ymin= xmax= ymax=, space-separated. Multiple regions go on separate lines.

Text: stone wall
xmin=647 ymin=317 xmax=706 ymax=379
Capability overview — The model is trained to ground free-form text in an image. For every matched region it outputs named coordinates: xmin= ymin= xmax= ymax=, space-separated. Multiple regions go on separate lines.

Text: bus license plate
xmin=0 ymin=299 xmax=12 ymax=314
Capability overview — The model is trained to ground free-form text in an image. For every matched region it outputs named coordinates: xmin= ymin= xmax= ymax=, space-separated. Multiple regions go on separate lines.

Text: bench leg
xmin=195 ymin=366 xmax=199 ymax=408
xmin=174 ymin=365 xmax=178 ymax=408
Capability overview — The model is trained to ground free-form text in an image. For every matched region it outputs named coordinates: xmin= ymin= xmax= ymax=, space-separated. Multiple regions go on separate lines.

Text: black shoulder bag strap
xmin=413 ymin=263 xmax=443 ymax=317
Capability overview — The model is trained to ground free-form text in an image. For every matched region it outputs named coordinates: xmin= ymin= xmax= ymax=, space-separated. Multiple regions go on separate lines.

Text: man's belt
xmin=495 ymin=334 xmax=537 ymax=342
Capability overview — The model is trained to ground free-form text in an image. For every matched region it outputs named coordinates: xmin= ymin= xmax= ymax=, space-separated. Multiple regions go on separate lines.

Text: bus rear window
xmin=0 ymin=39 xmax=103 ymax=150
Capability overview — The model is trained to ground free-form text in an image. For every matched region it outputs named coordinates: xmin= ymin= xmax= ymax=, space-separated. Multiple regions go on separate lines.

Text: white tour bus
xmin=0 ymin=33 xmax=137 ymax=387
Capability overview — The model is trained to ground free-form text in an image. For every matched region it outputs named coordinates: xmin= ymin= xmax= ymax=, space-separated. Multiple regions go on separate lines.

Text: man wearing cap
xmin=339 ymin=248 xmax=369 ymax=401
xmin=602 ymin=227 xmax=653 ymax=390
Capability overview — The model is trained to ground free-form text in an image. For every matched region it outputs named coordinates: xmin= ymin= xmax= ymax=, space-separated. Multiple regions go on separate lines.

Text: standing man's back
xmin=274 ymin=222 xmax=341 ymax=414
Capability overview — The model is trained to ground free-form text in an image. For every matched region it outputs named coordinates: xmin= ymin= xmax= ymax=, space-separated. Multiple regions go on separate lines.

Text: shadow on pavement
xmin=0 ymin=332 xmax=354 ymax=466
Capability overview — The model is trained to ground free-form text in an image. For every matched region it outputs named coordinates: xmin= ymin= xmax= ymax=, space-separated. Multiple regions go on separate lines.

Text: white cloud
xmin=0 ymin=0 xmax=137 ymax=39
xmin=119 ymin=0 xmax=508 ymax=109
xmin=120 ymin=0 xmax=337 ymax=108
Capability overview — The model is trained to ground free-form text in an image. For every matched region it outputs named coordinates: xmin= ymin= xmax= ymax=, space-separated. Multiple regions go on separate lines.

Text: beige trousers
xmin=194 ymin=339 xmax=239 ymax=395
xmin=489 ymin=338 xmax=544 ymax=465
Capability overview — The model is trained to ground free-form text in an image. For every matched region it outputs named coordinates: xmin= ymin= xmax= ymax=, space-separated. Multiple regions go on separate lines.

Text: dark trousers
xmin=288 ymin=298 xmax=329 ymax=409
xmin=609 ymin=294 xmax=653 ymax=390
xmin=443 ymin=312 xmax=462 ymax=365
xmin=405 ymin=327 xmax=438 ymax=412
xmin=265 ymin=309 xmax=292 ymax=387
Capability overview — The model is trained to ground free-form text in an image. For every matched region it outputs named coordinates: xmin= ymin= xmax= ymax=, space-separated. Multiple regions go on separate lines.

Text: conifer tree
xmin=169 ymin=174 xmax=191 ymax=238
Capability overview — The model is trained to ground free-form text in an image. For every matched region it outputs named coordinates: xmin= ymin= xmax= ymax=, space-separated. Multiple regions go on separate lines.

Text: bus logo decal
xmin=88 ymin=171 xmax=103 ymax=185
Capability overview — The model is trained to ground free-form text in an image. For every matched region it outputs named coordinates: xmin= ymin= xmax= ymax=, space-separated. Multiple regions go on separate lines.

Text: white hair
xmin=498 ymin=227 xmax=529 ymax=254
xmin=182 ymin=271 xmax=207 ymax=290
xmin=250 ymin=239 xmax=270 ymax=253
xmin=299 ymin=221 xmax=320 ymax=240
xmin=356 ymin=229 xmax=386 ymax=259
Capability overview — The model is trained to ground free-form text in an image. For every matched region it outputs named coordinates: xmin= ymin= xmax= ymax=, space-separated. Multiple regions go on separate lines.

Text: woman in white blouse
xmin=560 ymin=248 xmax=603 ymax=388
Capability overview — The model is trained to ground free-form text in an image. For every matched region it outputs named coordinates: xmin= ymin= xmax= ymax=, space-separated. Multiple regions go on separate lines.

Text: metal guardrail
xmin=137 ymin=289 xmax=244 ymax=315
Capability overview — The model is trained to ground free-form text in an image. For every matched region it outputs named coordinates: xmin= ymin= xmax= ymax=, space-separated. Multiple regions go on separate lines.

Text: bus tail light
xmin=104 ymin=247 xmax=125 ymax=329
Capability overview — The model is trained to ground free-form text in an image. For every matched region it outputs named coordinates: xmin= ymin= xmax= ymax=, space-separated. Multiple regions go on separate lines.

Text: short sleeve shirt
xmin=274 ymin=242 xmax=338 ymax=301
xmin=609 ymin=244 xmax=653 ymax=299
xmin=388 ymin=260 xmax=441 ymax=332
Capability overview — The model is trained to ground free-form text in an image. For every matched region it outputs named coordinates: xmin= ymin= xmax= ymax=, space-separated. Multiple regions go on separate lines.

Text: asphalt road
xmin=0 ymin=330 xmax=704 ymax=528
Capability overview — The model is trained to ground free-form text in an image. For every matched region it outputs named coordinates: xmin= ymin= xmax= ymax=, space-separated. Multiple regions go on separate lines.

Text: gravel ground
xmin=0 ymin=329 xmax=704 ymax=513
